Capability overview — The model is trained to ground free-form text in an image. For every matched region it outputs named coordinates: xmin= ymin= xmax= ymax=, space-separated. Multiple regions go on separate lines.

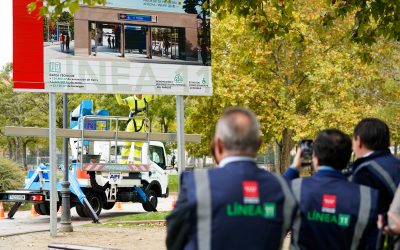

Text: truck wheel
xmin=34 ymin=204 xmax=45 ymax=215
xmin=84 ymin=192 xmax=103 ymax=217
xmin=76 ymin=204 xmax=87 ymax=218
xmin=102 ymin=202 xmax=115 ymax=210
xmin=39 ymin=203 xmax=50 ymax=215
xmin=142 ymin=190 xmax=158 ymax=212
xmin=35 ymin=203 xmax=60 ymax=216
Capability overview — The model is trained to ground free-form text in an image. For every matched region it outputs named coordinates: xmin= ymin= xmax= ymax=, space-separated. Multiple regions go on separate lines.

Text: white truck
xmin=1 ymin=100 xmax=172 ymax=221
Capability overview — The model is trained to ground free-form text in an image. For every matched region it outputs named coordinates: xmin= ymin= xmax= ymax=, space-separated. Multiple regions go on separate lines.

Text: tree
xmin=183 ymin=0 xmax=199 ymax=14
xmin=0 ymin=80 xmax=49 ymax=165
xmin=25 ymin=0 xmax=400 ymax=45
xmin=187 ymin=1 xmax=400 ymax=172
xmin=212 ymin=0 xmax=400 ymax=44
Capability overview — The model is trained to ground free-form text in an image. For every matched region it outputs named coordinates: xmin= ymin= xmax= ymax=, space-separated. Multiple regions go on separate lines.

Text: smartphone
xmin=299 ymin=139 xmax=313 ymax=166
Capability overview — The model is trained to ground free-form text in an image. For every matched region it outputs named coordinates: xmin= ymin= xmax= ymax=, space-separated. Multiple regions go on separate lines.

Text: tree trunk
xmin=202 ymin=155 xmax=206 ymax=168
xmin=280 ymin=128 xmax=293 ymax=173
xmin=160 ymin=117 xmax=169 ymax=133
xmin=164 ymin=122 xmax=168 ymax=133
xmin=22 ymin=140 xmax=30 ymax=170
xmin=274 ymin=141 xmax=281 ymax=173
xmin=395 ymin=142 xmax=398 ymax=156
xmin=274 ymin=128 xmax=293 ymax=174
xmin=14 ymin=137 xmax=19 ymax=162
xmin=7 ymin=138 xmax=13 ymax=160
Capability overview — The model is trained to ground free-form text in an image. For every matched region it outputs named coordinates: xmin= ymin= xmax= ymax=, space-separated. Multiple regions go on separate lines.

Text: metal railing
xmin=77 ymin=115 xmax=151 ymax=166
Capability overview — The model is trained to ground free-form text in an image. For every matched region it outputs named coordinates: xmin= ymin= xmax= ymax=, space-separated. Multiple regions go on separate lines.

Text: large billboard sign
xmin=13 ymin=0 xmax=212 ymax=96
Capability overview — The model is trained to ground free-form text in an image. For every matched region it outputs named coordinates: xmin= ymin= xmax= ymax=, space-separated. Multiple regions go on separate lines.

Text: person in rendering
xmin=108 ymin=36 xmax=111 ymax=48
xmin=201 ymin=42 xmax=209 ymax=66
xmin=59 ymin=33 xmax=64 ymax=52
xmin=65 ymin=34 xmax=70 ymax=53
xmin=166 ymin=107 xmax=298 ymax=250
xmin=284 ymin=129 xmax=378 ymax=250
xmin=115 ymin=94 xmax=154 ymax=164
xmin=164 ymin=37 xmax=170 ymax=56
xmin=111 ymin=36 xmax=115 ymax=49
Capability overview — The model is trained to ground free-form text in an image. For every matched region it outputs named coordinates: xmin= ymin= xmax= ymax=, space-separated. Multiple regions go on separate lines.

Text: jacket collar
xmin=353 ymin=149 xmax=391 ymax=167
xmin=315 ymin=166 xmax=347 ymax=180
xmin=219 ymin=156 xmax=256 ymax=168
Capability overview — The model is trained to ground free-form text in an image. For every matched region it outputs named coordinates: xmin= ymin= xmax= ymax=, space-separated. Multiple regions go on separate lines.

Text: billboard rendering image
xmin=13 ymin=0 xmax=212 ymax=95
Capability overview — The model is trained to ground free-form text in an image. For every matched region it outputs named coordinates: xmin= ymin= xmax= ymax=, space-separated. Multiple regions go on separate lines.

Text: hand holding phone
xmin=299 ymin=139 xmax=313 ymax=166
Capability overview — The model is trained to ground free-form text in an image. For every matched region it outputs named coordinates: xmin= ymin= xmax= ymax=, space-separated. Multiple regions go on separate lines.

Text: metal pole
xmin=49 ymin=93 xmax=57 ymax=236
xmin=176 ymin=96 xmax=185 ymax=190
xmin=60 ymin=93 xmax=73 ymax=232
xmin=121 ymin=23 xmax=125 ymax=57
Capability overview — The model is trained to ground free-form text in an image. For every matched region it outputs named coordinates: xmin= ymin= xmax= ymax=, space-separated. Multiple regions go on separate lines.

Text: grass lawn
xmin=107 ymin=211 xmax=170 ymax=223
xmin=3 ymin=202 xmax=33 ymax=211
xmin=83 ymin=211 xmax=170 ymax=228
xmin=168 ymin=175 xmax=178 ymax=193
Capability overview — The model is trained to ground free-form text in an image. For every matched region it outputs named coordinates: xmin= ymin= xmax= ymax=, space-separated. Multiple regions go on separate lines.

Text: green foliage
xmin=212 ymin=0 xmax=400 ymax=44
xmin=28 ymin=0 xmax=107 ymax=20
xmin=0 ymin=157 xmax=25 ymax=192
xmin=183 ymin=0 xmax=199 ymax=14
xmin=148 ymin=96 xmax=176 ymax=133
xmin=168 ymin=174 xmax=179 ymax=193
xmin=187 ymin=3 xmax=400 ymax=170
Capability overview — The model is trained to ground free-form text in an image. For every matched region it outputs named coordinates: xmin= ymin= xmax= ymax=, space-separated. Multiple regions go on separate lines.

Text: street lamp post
xmin=60 ymin=93 xmax=73 ymax=232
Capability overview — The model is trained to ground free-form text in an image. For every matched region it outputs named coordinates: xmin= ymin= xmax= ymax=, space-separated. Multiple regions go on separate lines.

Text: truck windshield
xmin=149 ymin=146 xmax=166 ymax=169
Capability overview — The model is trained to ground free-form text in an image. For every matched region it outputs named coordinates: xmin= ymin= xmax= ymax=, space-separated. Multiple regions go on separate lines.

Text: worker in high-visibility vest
xmin=116 ymin=94 xmax=154 ymax=164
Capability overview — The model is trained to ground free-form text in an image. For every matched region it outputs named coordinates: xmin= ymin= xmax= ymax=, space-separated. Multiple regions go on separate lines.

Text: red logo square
xmin=322 ymin=194 xmax=337 ymax=213
xmin=243 ymin=181 xmax=259 ymax=198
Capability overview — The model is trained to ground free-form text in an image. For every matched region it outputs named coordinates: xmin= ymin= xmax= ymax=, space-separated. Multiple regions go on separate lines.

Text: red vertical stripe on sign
xmin=13 ymin=0 xmax=44 ymax=89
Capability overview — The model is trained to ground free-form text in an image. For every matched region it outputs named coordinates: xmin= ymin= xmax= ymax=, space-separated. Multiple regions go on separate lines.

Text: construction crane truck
xmin=0 ymin=100 xmax=177 ymax=222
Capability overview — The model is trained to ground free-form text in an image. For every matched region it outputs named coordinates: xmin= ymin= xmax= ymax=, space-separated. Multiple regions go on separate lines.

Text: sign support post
xmin=176 ymin=95 xmax=185 ymax=189
xmin=49 ymin=93 xmax=58 ymax=236
xmin=60 ymin=93 xmax=73 ymax=232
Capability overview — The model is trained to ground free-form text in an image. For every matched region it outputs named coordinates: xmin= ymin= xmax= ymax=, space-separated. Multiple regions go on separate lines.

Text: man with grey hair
xmin=166 ymin=107 xmax=298 ymax=250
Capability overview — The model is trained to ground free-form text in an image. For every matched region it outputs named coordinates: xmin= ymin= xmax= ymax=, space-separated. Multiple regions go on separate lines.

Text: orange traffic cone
xmin=115 ymin=202 xmax=123 ymax=210
xmin=0 ymin=202 xmax=5 ymax=219
xmin=58 ymin=206 xmax=62 ymax=214
xmin=30 ymin=205 xmax=39 ymax=217
xmin=171 ymin=196 xmax=177 ymax=209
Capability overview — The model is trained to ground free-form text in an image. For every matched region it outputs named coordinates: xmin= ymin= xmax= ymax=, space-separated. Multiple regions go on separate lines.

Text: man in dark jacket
xmin=350 ymin=118 xmax=400 ymax=215
xmin=284 ymin=129 xmax=378 ymax=250
xmin=166 ymin=108 xmax=298 ymax=250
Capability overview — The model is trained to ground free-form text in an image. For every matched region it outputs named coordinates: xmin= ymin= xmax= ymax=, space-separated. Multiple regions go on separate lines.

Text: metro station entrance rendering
xmin=74 ymin=5 xmax=200 ymax=64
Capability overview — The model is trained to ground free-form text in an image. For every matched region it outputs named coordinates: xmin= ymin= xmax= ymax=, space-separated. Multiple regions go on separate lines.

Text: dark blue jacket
xmin=166 ymin=161 xmax=297 ymax=250
xmin=350 ymin=149 xmax=400 ymax=214
xmin=285 ymin=168 xmax=378 ymax=250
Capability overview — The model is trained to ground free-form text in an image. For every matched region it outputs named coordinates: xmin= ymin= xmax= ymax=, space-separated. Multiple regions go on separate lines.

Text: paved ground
xmin=0 ymin=195 xmax=291 ymax=250
xmin=44 ymin=41 xmax=202 ymax=65
xmin=0 ymin=225 xmax=167 ymax=250
xmin=0 ymin=195 xmax=175 ymax=237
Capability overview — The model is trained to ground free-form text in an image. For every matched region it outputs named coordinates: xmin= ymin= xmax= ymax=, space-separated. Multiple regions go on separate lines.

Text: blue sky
xmin=0 ymin=0 xmax=12 ymax=70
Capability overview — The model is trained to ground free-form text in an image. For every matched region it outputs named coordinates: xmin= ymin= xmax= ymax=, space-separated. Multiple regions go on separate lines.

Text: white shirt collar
xmin=218 ymin=156 xmax=256 ymax=168
xmin=363 ymin=151 xmax=374 ymax=158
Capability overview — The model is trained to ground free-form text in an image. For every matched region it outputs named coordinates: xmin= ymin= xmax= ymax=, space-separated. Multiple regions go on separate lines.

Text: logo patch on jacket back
xmin=322 ymin=194 xmax=336 ymax=213
xmin=305 ymin=194 xmax=350 ymax=227
xmin=242 ymin=181 xmax=260 ymax=204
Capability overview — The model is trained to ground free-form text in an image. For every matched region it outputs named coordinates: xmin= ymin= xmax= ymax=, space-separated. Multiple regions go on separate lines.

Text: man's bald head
xmin=215 ymin=108 xmax=261 ymax=156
